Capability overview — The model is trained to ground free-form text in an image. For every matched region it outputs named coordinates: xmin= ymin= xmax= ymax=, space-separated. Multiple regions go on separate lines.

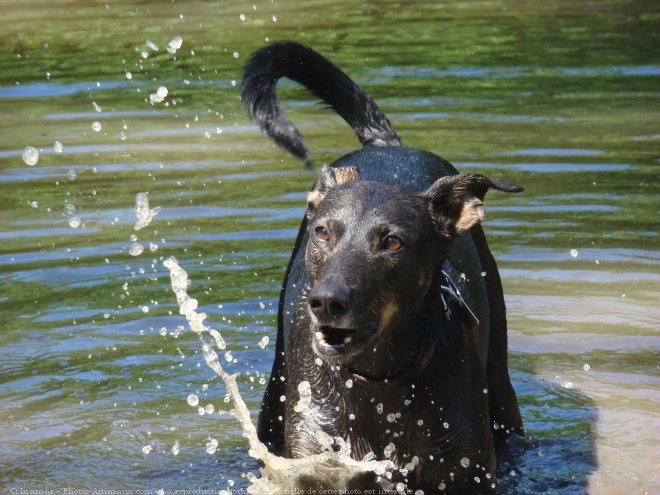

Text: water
xmin=0 ymin=0 xmax=657 ymax=493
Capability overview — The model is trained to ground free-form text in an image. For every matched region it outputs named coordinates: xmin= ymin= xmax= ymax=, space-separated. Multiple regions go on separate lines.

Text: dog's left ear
xmin=307 ymin=165 xmax=360 ymax=212
xmin=420 ymin=173 xmax=522 ymax=237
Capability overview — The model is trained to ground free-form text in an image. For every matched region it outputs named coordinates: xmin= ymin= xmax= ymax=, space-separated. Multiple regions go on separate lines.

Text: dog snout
xmin=309 ymin=281 xmax=350 ymax=321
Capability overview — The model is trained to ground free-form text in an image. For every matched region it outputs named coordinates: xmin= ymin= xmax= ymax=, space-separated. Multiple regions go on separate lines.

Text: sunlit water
xmin=0 ymin=1 xmax=657 ymax=494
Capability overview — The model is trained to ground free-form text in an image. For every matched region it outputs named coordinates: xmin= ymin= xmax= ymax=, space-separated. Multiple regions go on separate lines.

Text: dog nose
xmin=309 ymin=281 xmax=350 ymax=320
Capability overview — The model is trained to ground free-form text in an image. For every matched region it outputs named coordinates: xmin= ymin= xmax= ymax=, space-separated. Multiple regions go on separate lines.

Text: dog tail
xmin=241 ymin=41 xmax=401 ymax=167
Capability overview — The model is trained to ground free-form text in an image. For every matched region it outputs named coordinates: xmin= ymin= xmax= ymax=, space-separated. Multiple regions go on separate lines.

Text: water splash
xmin=162 ymin=257 xmax=396 ymax=492
xmin=134 ymin=192 xmax=160 ymax=230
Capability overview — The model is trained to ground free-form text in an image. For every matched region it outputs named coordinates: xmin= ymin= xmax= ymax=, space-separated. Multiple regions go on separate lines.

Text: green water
xmin=0 ymin=0 xmax=658 ymax=493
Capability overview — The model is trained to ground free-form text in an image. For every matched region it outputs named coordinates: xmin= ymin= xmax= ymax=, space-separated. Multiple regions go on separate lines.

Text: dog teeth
xmin=344 ymin=337 xmax=352 ymax=344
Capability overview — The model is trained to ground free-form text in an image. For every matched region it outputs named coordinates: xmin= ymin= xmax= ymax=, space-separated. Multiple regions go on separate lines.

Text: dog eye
xmin=315 ymin=226 xmax=330 ymax=241
xmin=383 ymin=235 xmax=403 ymax=251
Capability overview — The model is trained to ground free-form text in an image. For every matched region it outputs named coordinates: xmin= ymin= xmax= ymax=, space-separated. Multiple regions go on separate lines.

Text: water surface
xmin=0 ymin=1 xmax=658 ymax=494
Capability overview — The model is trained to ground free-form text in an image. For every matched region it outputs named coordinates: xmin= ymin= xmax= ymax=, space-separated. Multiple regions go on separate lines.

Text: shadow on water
xmin=497 ymin=362 xmax=599 ymax=494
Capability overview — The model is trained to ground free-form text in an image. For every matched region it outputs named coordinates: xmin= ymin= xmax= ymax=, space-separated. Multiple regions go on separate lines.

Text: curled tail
xmin=241 ymin=41 xmax=401 ymax=167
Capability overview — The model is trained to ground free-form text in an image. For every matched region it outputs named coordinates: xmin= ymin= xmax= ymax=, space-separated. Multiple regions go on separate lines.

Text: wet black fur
xmin=241 ymin=41 xmax=400 ymax=167
xmin=242 ymin=42 xmax=524 ymax=494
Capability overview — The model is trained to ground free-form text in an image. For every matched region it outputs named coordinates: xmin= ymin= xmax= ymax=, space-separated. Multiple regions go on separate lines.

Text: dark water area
xmin=0 ymin=1 xmax=658 ymax=494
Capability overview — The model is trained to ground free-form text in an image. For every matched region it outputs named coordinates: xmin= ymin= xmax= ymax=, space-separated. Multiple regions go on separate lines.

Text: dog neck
xmin=342 ymin=263 xmax=476 ymax=384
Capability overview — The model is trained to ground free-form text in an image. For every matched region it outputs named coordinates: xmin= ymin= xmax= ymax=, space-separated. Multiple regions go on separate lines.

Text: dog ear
xmin=307 ymin=165 xmax=360 ymax=212
xmin=420 ymin=173 xmax=522 ymax=237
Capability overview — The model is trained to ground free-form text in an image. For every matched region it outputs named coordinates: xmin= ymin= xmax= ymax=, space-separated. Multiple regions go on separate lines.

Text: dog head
xmin=304 ymin=165 xmax=521 ymax=365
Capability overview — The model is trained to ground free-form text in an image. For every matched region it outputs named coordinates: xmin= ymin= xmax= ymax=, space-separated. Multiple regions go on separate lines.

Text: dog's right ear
xmin=307 ymin=165 xmax=360 ymax=212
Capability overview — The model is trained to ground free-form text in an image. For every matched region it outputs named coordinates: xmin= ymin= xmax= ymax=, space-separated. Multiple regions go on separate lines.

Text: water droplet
xmin=141 ymin=445 xmax=152 ymax=454
xmin=443 ymin=421 xmax=450 ymax=429
xmin=91 ymin=121 xmax=102 ymax=132
xmin=232 ymin=51 xmax=240 ymax=59
xmin=54 ymin=141 xmax=63 ymax=153
xmin=258 ymin=335 xmax=269 ymax=348
xmin=376 ymin=403 xmax=384 ymax=414
xmin=186 ymin=394 xmax=199 ymax=407
xmin=129 ymin=242 xmax=144 ymax=256
xmin=22 ymin=146 xmax=39 ymax=166
xmin=159 ymin=327 xmax=168 ymax=336
xmin=461 ymin=457 xmax=470 ymax=468
xmin=315 ymin=357 xmax=323 ymax=366
xmin=149 ymin=90 xmax=166 ymax=104
xmin=30 ymin=201 xmax=39 ymax=208
xmin=583 ymin=363 xmax=591 ymax=371
xmin=68 ymin=217 xmax=81 ymax=228
xmin=205 ymin=403 xmax=215 ymax=414
xmin=349 ymin=413 xmax=355 ymax=420
xmin=386 ymin=413 xmax=396 ymax=422
xmin=345 ymin=378 xmax=353 ymax=389
xmin=125 ymin=71 xmax=133 ymax=80
xmin=570 ymin=248 xmax=578 ymax=258
xmin=205 ymin=437 xmax=218 ymax=454
xmin=239 ymin=13 xmax=246 ymax=21
xmin=167 ymin=35 xmax=183 ymax=54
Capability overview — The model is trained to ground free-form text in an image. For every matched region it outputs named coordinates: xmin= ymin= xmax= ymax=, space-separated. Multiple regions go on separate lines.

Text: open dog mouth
xmin=315 ymin=326 xmax=356 ymax=348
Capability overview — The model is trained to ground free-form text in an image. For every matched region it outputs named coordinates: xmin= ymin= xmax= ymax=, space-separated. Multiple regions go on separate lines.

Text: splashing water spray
xmin=163 ymin=257 xmax=395 ymax=493
xmin=134 ymin=192 xmax=160 ymax=230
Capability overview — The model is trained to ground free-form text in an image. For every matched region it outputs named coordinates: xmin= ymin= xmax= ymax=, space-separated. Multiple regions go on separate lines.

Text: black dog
xmin=242 ymin=42 xmax=524 ymax=493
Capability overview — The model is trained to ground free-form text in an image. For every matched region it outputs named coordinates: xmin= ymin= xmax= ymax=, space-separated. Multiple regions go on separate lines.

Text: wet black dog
xmin=242 ymin=42 xmax=524 ymax=493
